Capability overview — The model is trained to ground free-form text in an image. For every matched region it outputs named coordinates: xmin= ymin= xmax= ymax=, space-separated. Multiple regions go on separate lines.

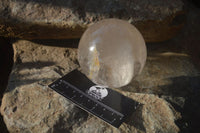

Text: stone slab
xmin=2 ymin=39 xmax=200 ymax=132
xmin=0 ymin=0 xmax=185 ymax=42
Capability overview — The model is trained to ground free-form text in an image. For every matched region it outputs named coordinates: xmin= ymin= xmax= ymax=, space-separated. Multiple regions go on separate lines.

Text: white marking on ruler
xmin=111 ymin=118 xmax=116 ymax=123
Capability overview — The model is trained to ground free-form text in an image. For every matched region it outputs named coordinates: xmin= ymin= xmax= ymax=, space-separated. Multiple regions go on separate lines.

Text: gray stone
xmin=0 ymin=0 xmax=185 ymax=42
xmin=2 ymin=39 xmax=200 ymax=133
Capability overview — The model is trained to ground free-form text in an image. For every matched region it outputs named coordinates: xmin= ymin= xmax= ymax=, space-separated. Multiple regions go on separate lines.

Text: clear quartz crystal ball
xmin=78 ymin=19 xmax=147 ymax=88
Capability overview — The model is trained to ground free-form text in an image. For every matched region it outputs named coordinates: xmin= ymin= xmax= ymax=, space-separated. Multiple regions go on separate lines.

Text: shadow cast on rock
xmin=52 ymin=107 xmax=89 ymax=133
xmin=124 ymin=105 xmax=146 ymax=132
xmin=15 ymin=61 xmax=56 ymax=70
xmin=6 ymin=61 xmax=58 ymax=91
xmin=159 ymin=76 xmax=200 ymax=97
xmin=121 ymin=75 xmax=200 ymax=98
xmin=0 ymin=37 xmax=13 ymax=98
xmin=122 ymin=75 xmax=200 ymax=133
xmin=30 ymin=39 xmax=80 ymax=48
xmin=164 ymin=76 xmax=200 ymax=133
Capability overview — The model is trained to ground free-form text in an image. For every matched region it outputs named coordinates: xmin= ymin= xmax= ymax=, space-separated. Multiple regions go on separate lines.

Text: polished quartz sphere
xmin=78 ymin=19 xmax=147 ymax=88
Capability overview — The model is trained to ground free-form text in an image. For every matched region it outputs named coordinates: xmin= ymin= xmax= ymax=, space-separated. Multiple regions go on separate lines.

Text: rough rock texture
xmin=0 ymin=0 xmax=185 ymax=42
xmin=1 ymin=39 xmax=199 ymax=133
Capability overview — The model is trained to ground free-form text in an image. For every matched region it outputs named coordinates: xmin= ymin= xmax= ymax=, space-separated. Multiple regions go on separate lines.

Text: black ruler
xmin=49 ymin=69 xmax=139 ymax=128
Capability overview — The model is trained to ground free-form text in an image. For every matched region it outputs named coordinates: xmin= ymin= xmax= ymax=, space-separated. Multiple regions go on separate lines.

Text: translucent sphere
xmin=78 ymin=19 xmax=147 ymax=88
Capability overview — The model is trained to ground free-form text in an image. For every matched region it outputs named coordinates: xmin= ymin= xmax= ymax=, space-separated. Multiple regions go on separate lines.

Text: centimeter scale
xmin=49 ymin=69 xmax=140 ymax=128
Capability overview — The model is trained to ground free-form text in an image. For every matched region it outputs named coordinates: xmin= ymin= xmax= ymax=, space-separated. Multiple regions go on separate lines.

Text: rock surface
xmin=1 ymin=39 xmax=199 ymax=133
xmin=0 ymin=0 xmax=185 ymax=42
